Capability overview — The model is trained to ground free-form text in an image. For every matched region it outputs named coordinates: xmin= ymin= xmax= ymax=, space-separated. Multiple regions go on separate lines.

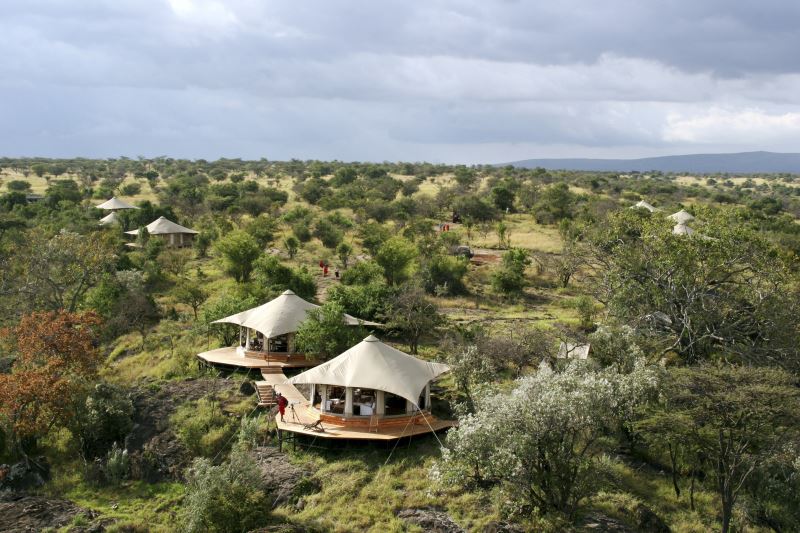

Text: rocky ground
xmin=0 ymin=492 xmax=103 ymax=533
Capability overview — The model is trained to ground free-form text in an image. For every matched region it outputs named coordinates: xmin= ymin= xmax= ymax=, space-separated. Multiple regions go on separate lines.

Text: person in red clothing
xmin=276 ymin=392 xmax=289 ymax=422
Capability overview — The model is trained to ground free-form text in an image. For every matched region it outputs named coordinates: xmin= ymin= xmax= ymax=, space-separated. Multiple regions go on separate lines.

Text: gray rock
xmin=397 ymin=507 xmax=464 ymax=533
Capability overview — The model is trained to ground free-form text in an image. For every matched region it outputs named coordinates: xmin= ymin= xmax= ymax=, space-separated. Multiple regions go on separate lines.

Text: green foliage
xmin=313 ymin=220 xmax=344 ymax=249
xmin=452 ymin=194 xmax=498 ymax=222
xmin=253 ymin=255 xmax=317 ymax=300
xmin=295 ymin=301 xmax=364 ymax=360
xmin=336 ymin=241 xmax=353 ymax=268
xmin=71 ymin=382 xmax=134 ymax=460
xmin=6 ymin=180 xmax=32 ymax=192
xmin=284 ymin=235 xmax=300 ymax=259
xmin=533 ymin=183 xmax=575 ymax=224
xmin=491 ymin=248 xmax=530 ymax=297
xmin=180 ymin=449 xmax=270 ymax=532
xmin=436 ymin=360 xmax=660 ymax=518
xmin=375 ymin=236 xmax=418 ymax=285
xmin=340 ymin=260 xmax=385 ymax=285
xmin=202 ymin=292 xmax=260 ymax=345
xmin=244 ymin=214 xmax=277 ymax=248
xmin=387 ymin=283 xmax=442 ymax=353
xmin=214 ymin=230 xmax=261 ymax=282
xmin=421 ymin=254 xmax=468 ymax=295
xmin=171 ymin=398 xmax=237 ymax=458
xmin=104 ymin=442 xmax=130 ymax=486
xmin=326 ymin=282 xmax=392 ymax=322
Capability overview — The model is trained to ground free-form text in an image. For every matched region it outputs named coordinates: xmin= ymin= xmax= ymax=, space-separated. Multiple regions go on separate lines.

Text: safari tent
xmin=125 ymin=216 xmax=198 ymax=248
xmin=669 ymin=209 xmax=695 ymax=224
xmin=96 ymin=196 xmax=138 ymax=211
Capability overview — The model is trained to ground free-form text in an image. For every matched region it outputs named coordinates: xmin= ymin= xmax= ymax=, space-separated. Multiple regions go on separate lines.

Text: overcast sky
xmin=2 ymin=1 xmax=800 ymax=163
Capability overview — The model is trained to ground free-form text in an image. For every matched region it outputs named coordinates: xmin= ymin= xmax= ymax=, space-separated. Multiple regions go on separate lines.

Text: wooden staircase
xmin=255 ymin=382 xmax=276 ymax=406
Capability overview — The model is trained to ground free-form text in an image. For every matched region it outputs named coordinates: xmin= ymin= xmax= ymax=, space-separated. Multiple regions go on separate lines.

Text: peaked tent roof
xmin=96 ymin=197 xmax=138 ymax=210
xmin=98 ymin=211 xmax=120 ymax=226
xmin=672 ymin=223 xmax=695 ymax=236
xmin=289 ymin=335 xmax=450 ymax=405
xmin=212 ymin=290 xmax=380 ymax=338
xmin=125 ymin=216 xmax=198 ymax=235
xmin=669 ymin=209 xmax=695 ymax=224
xmin=631 ymin=200 xmax=656 ymax=212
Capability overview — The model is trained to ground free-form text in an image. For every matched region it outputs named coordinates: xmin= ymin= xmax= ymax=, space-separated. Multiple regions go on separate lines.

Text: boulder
xmin=0 ymin=457 xmax=50 ymax=492
xmin=396 ymin=507 xmax=464 ymax=533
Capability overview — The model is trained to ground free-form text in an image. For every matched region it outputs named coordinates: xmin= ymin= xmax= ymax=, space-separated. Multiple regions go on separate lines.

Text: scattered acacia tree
xmin=443 ymin=345 xmax=497 ymax=413
xmin=635 ymin=365 xmax=800 ymax=533
xmin=336 ymin=242 xmax=352 ymax=269
xmin=435 ymin=360 xmax=660 ymax=518
xmin=589 ymin=208 xmax=800 ymax=365
xmin=12 ymin=229 xmax=117 ymax=313
xmin=0 ymin=311 xmax=103 ymax=457
xmin=295 ymin=301 xmax=364 ymax=360
xmin=387 ymin=283 xmax=442 ymax=354
xmin=175 ymin=280 xmax=208 ymax=319
xmin=214 ymin=230 xmax=261 ymax=282
xmin=375 ymin=236 xmax=418 ymax=286
xmin=284 ymin=235 xmax=300 ymax=259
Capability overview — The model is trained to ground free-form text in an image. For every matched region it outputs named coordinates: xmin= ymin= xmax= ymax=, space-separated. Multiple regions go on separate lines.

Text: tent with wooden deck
xmin=125 ymin=216 xmax=198 ymax=247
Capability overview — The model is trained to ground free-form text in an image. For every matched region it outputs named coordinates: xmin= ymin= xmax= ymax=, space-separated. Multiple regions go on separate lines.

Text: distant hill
xmin=503 ymin=151 xmax=800 ymax=174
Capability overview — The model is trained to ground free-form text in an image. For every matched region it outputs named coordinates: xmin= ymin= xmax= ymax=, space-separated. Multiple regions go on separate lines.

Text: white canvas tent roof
xmin=96 ymin=197 xmax=138 ymax=210
xmin=631 ymin=200 xmax=656 ymax=212
xmin=669 ymin=209 xmax=695 ymax=224
xmin=289 ymin=335 xmax=450 ymax=405
xmin=125 ymin=216 xmax=198 ymax=236
xmin=672 ymin=223 xmax=695 ymax=236
xmin=557 ymin=342 xmax=591 ymax=360
xmin=98 ymin=211 xmax=119 ymax=226
xmin=212 ymin=290 xmax=380 ymax=338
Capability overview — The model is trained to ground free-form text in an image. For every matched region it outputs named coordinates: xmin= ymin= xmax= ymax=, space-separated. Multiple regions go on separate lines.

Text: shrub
xmin=214 ymin=230 xmax=261 ymax=282
xmin=171 ymin=398 xmax=237 ymax=458
xmin=105 ymin=442 xmax=130 ymax=485
xmin=71 ymin=382 xmax=134 ymax=460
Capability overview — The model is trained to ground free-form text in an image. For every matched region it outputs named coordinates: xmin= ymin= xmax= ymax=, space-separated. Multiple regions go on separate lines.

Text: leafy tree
xmin=313 ymin=221 xmax=344 ymax=249
xmin=387 ymin=283 xmax=442 ymax=354
xmin=491 ymin=185 xmax=515 ymax=211
xmin=6 ymin=180 xmax=31 ymax=192
xmin=533 ymin=183 xmax=575 ymax=224
xmin=175 ymin=280 xmax=208 ymax=319
xmin=327 ymin=282 xmax=392 ymax=322
xmin=635 ymin=365 xmax=800 ymax=533
xmin=214 ymin=230 xmax=261 ymax=283
xmin=442 ymin=345 xmax=497 ymax=412
xmin=589 ymin=209 xmax=800 ymax=364
xmin=202 ymin=293 xmax=260 ymax=345
xmin=336 ymin=242 xmax=353 ymax=269
xmin=340 ymin=260 xmax=385 ymax=286
xmin=244 ymin=215 xmax=277 ymax=249
xmin=452 ymin=194 xmax=498 ymax=222
xmin=180 ymin=449 xmax=270 ymax=532
xmin=491 ymin=248 xmax=530 ymax=297
xmin=252 ymin=255 xmax=317 ymax=300
xmin=71 ymin=382 xmax=134 ymax=460
xmin=375 ymin=236 xmax=417 ymax=286
xmin=284 ymin=235 xmax=300 ymax=259
xmin=295 ymin=301 xmax=363 ymax=360
xmin=436 ymin=360 xmax=659 ymax=517
xmin=10 ymin=230 xmax=117 ymax=313
xmin=0 ymin=311 xmax=103 ymax=457
xmin=421 ymin=254 xmax=468 ymax=295
xmin=45 ymin=179 xmax=82 ymax=206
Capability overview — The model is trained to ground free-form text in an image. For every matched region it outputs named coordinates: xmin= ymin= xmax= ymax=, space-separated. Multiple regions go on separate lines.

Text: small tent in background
xmin=98 ymin=211 xmax=120 ymax=226
xmin=96 ymin=197 xmax=138 ymax=211
xmin=669 ymin=209 xmax=695 ymax=224
xmin=125 ymin=216 xmax=198 ymax=248
xmin=631 ymin=200 xmax=656 ymax=212
xmin=557 ymin=342 xmax=591 ymax=360
xmin=672 ymin=223 xmax=695 ymax=236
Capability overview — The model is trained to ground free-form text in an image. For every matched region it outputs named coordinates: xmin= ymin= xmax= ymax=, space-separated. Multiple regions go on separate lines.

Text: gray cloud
xmin=1 ymin=0 xmax=799 ymax=163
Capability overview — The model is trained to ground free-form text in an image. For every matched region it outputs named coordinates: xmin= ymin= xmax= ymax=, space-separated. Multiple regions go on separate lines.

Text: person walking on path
xmin=276 ymin=392 xmax=289 ymax=422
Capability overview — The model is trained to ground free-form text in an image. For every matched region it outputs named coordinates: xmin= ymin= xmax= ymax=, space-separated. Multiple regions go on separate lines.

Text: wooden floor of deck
xmin=256 ymin=372 xmax=456 ymax=441
xmin=196 ymin=347 xmax=319 ymax=370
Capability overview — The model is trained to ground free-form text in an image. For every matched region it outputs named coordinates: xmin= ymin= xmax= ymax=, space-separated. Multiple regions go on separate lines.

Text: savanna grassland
xmin=0 ymin=157 xmax=799 ymax=532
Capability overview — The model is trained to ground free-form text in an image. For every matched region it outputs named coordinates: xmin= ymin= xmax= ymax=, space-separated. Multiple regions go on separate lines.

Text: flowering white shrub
xmin=434 ymin=359 xmax=660 ymax=517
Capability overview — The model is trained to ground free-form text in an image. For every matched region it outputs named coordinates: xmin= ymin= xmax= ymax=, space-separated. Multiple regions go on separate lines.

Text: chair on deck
xmin=303 ymin=420 xmax=325 ymax=433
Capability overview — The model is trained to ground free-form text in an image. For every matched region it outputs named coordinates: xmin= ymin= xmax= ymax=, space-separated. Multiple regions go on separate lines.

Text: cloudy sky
xmin=2 ymin=1 xmax=800 ymax=163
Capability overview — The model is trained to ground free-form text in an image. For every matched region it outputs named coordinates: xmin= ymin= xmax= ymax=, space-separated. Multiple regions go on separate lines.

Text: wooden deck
xmin=196 ymin=347 xmax=319 ymax=370
xmin=256 ymin=371 xmax=456 ymax=441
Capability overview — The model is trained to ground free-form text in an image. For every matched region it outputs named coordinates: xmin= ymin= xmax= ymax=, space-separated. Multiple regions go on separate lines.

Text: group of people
xmin=318 ymin=260 xmax=340 ymax=278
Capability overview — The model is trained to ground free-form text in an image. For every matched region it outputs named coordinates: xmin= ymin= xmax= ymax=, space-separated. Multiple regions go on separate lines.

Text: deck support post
xmin=345 ymin=387 xmax=354 ymax=416
xmin=376 ymin=390 xmax=385 ymax=415
xmin=278 ymin=429 xmax=283 ymax=452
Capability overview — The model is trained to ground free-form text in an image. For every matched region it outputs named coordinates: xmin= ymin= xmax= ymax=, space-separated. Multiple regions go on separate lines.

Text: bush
xmin=6 ymin=180 xmax=31 ymax=192
xmin=171 ymin=398 xmax=237 ymax=458
xmin=121 ymin=182 xmax=141 ymax=196
xmin=253 ymin=255 xmax=317 ymax=300
xmin=105 ymin=442 xmax=130 ymax=485
xmin=214 ymin=230 xmax=261 ymax=282
xmin=180 ymin=449 xmax=270 ymax=533
xmin=422 ymin=254 xmax=468 ymax=295
xmin=491 ymin=248 xmax=530 ymax=297
xmin=71 ymin=382 xmax=134 ymax=460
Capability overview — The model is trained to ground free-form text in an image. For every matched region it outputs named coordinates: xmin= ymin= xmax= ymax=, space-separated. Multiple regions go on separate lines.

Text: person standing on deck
xmin=276 ymin=392 xmax=289 ymax=422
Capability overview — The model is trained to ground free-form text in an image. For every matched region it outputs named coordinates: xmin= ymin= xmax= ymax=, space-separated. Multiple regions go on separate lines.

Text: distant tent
xmin=213 ymin=289 xmax=380 ymax=339
xmin=669 ymin=209 xmax=695 ymax=224
xmin=96 ymin=197 xmax=138 ymax=210
xmin=557 ymin=342 xmax=591 ymax=360
xmin=672 ymin=223 xmax=695 ymax=236
xmin=125 ymin=216 xmax=198 ymax=247
xmin=98 ymin=211 xmax=119 ymax=226
xmin=631 ymin=200 xmax=656 ymax=212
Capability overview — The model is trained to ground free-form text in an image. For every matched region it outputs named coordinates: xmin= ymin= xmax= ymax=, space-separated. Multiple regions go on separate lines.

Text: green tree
xmin=175 ymin=280 xmax=208 ymax=319
xmin=294 ymin=301 xmax=363 ymax=360
xmin=336 ymin=242 xmax=353 ymax=269
xmin=491 ymin=248 xmax=529 ymax=297
xmin=375 ymin=236 xmax=417 ymax=286
xmin=387 ymin=283 xmax=442 ymax=354
xmin=214 ymin=230 xmax=261 ymax=282
xmin=244 ymin=215 xmax=277 ymax=249
xmin=635 ymin=365 xmax=800 ymax=533
xmin=284 ymin=235 xmax=300 ymax=259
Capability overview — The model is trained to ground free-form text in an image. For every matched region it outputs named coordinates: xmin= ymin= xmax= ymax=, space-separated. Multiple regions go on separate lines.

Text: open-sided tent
xmin=125 ymin=216 xmax=198 ymax=247
xmin=98 ymin=211 xmax=120 ymax=226
xmin=96 ymin=197 xmax=138 ymax=210
xmin=631 ymin=200 xmax=656 ymax=212
xmin=669 ymin=209 xmax=695 ymax=224
xmin=289 ymin=335 xmax=449 ymax=416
